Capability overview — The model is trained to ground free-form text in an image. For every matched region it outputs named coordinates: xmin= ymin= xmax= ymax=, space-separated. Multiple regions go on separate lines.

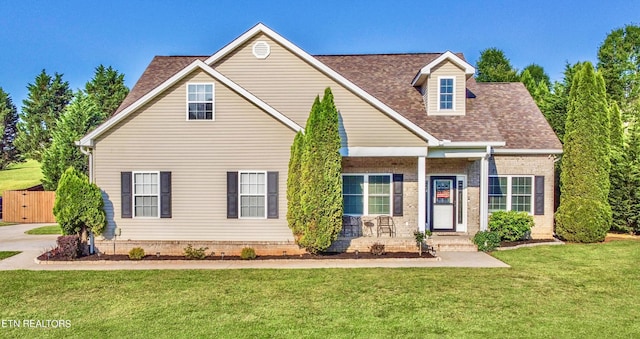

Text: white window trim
xmin=437 ymin=76 xmax=455 ymax=111
xmin=488 ymin=175 xmax=534 ymax=214
xmin=238 ymin=170 xmax=267 ymax=219
xmin=186 ymin=83 xmax=215 ymax=121
xmin=132 ymin=171 xmax=160 ymax=219
xmin=342 ymin=173 xmax=393 ymax=216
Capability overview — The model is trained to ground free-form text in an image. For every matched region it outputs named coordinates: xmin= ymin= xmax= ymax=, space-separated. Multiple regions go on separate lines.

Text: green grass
xmin=0 ymin=222 xmax=18 ymax=227
xmin=0 ymin=159 xmax=43 ymax=196
xmin=0 ymin=251 xmax=21 ymax=260
xmin=0 ymin=242 xmax=639 ymax=338
xmin=25 ymin=225 xmax=62 ymax=235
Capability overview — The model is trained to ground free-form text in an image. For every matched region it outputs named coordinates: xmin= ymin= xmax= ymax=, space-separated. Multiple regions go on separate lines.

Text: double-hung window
xmin=342 ymin=174 xmax=391 ymax=215
xmin=488 ymin=176 xmax=533 ymax=213
xmin=439 ymin=77 xmax=454 ymax=110
xmin=187 ymin=84 xmax=214 ymax=120
xmin=133 ymin=172 xmax=159 ymax=217
xmin=239 ymin=172 xmax=266 ymax=218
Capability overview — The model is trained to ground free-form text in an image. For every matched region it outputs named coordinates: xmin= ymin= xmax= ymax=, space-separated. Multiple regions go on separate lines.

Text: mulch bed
xmin=499 ymin=239 xmax=557 ymax=247
xmin=38 ymin=251 xmax=436 ymax=262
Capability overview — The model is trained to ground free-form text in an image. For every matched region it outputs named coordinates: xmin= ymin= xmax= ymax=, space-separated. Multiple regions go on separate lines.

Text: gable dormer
xmin=412 ymin=51 xmax=475 ymax=116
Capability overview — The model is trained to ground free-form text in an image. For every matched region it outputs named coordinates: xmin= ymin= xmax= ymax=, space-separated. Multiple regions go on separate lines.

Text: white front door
xmin=431 ymin=176 xmax=456 ymax=231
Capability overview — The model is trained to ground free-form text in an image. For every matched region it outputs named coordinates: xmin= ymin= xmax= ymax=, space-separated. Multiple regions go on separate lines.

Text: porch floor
xmin=329 ymin=233 xmax=477 ymax=253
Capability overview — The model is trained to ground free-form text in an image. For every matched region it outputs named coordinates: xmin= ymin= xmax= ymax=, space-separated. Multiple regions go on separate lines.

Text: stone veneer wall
xmin=342 ymin=157 xmax=418 ymax=237
xmin=489 ymin=155 xmax=556 ymax=239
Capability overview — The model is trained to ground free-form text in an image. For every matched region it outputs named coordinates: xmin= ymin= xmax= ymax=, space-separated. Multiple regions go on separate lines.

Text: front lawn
xmin=0 ymin=222 xmax=17 ymax=227
xmin=0 ymin=241 xmax=638 ymax=337
xmin=0 ymin=251 xmax=21 ymax=260
xmin=25 ymin=225 xmax=62 ymax=235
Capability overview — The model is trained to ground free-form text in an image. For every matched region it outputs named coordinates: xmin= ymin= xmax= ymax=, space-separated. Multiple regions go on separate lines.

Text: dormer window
xmin=187 ymin=83 xmax=214 ymax=120
xmin=439 ymin=77 xmax=454 ymax=110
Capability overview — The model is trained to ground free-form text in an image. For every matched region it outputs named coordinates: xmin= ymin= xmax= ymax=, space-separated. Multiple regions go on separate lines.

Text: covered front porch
xmin=337 ymin=143 xmax=501 ymax=251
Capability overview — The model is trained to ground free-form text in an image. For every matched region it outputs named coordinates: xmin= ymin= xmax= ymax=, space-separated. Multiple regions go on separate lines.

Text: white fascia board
xmin=439 ymin=141 xmax=506 ymax=148
xmin=340 ymin=147 xmax=428 ymax=157
xmin=78 ymin=59 xmax=302 ymax=147
xmin=443 ymin=152 xmax=488 ymax=158
xmin=205 ymin=23 xmax=440 ymax=146
xmin=492 ymin=148 xmax=563 ymax=155
xmin=411 ymin=51 xmax=476 ymax=86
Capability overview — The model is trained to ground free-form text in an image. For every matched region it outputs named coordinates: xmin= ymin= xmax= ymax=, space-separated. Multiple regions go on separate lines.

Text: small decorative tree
xmin=53 ymin=167 xmax=106 ymax=255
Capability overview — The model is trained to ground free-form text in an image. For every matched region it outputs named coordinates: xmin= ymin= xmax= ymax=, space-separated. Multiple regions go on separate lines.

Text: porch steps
xmin=428 ymin=234 xmax=478 ymax=252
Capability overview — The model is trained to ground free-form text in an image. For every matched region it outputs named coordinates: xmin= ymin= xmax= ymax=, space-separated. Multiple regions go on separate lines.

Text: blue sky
xmin=1 ymin=0 xmax=638 ymax=108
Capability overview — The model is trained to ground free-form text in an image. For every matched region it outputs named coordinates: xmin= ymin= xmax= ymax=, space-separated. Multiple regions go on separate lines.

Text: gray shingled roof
xmin=115 ymin=53 xmax=561 ymax=150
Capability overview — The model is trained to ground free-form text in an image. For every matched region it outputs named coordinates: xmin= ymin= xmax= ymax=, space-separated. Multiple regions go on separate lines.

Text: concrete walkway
xmin=0 ymin=223 xmax=509 ymax=270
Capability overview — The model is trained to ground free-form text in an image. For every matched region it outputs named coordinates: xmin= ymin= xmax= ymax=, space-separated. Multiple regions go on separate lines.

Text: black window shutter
xmin=534 ymin=176 xmax=545 ymax=215
xmin=227 ymin=172 xmax=238 ymax=218
xmin=160 ymin=172 xmax=172 ymax=218
xmin=393 ymin=174 xmax=403 ymax=216
xmin=267 ymin=172 xmax=279 ymax=219
xmin=121 ymin=172 xmax=132 ymax=218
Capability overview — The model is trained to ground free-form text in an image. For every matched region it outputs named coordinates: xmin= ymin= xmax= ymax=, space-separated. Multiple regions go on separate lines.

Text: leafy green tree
xmin=556 ymin=62 xmax=612 ymax=242
xmin=609 ymin=102 xmax=632 ymax=232
xmin=627 ymin=119 xmax=640 ymax=233
xmin=0 ymin=88 xmax=20 ymax=169
xmin=286 ymin=131 xmax=305 ymax=239
xmin=538 ymin=62 xmax=582 ymax=143
xmin=53 ymin=167 xmax=106 ymax=255
xmin=15 ymin=70 xmax=72 ymax=161
xmin=521 ymin=63 xmax=550 ymax=87
xmin=85 ymin=65 xmax=129 ymax=117
xmin=475 ymin=47 xmax=519 ymax=82
xmin=597 ymin=24 xmax=640 ymax=114
xmin=297 ymin=88 xmax=343 ymax=253
xmin=41 ymin=91 xmax=106 ymax=190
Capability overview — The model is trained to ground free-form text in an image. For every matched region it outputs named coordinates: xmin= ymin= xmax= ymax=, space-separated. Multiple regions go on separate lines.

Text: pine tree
xmin=15 ymin=70 xmax=72 ymax=161
xmin=297 ymin=88 xmax=343 ymax=253
xmin=556 ymin=62 xmax=612 ymax=242
xmin=286 ymin=131 xmax=305 ymax=239
xmin=85 ymin=65 xmax=129 ymax=117
xmin=41 ymin=91 xmax=104 ymax=190
xmin=0 ymin=87 xmax=20 ymax=169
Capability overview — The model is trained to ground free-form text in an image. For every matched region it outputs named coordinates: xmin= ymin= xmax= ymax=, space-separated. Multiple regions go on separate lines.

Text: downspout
xmin=79 ymin=145 xmax=95 ymax=254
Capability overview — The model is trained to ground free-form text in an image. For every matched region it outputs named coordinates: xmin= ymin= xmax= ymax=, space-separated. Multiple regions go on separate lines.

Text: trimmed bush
xmin=488 ymin=211 xmax=534 ymax=241
xmin=240 ymin=247 xmax=257 ymax=260
xmin=56 ymin=235 xmax=80 ymax=259
xmin=184 ymin=245 xmax=208 ymax=260
xmin=473 ymin=231 xmax=500 ymax=252
xmin=369 ymin=243 xmax=386 ymax=256
xmin=128 ymin=247 xmax=145 ymax=260
xmin=556 ymin=197 xmax=611 ymax=242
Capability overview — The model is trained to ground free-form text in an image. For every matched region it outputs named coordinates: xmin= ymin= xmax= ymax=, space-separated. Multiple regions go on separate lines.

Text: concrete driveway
xmin=0 ymin=223 xmax=58 ymax=270
xmin=0 ymin=223 xmax=510 ymax=270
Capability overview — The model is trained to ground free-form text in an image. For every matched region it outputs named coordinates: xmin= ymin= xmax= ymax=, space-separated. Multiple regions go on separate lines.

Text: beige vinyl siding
xmin=214 ymin=33 xmax=425 ymax=148
xmin=94 ymin=70 xmax=296 ymax=241
xmin=427 ymin=61 xmax=466 ymax=115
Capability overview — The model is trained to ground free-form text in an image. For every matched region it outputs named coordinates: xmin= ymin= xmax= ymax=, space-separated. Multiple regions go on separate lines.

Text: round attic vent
xmin=252 ymin=41 xmax=271 ymax=59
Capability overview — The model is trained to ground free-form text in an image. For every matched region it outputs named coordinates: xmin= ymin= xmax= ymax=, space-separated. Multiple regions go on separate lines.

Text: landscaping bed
xmin=38 ymin=250 xmax=436 ymax=262
xmin=499 ymin=238 xmax=559 ymax=247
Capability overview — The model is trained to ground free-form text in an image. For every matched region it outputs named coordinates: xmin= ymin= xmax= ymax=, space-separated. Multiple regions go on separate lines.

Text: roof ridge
xmin=314 ymin=52 xmax=447 ymax=57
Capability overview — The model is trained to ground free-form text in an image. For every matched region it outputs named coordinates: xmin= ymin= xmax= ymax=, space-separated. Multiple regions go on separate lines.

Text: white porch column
xmin=479 ymin=146 xmax=491 ymax=231
xmin=418 ymin=156 xmax=426 ymax=232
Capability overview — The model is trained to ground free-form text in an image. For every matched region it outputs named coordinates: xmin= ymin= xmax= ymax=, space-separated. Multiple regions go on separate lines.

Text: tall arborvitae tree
xmin=41 ymin=91 xmax=105 ymax=190
xmin=475 ymin=47 xmax=519 ymax=82
xmin=521 ymin=63 xmax=551 ymax=88
xmin=15 ymin=70 xmax=73 ymax=161
xmin=556 ymin=62 xmax=612 ymax=242
xmin=608 ymin=102 xmax=632 ymax=232
xmin=0 ymin=87 xmax=20 ymax=169
xmin=85 ymin=65 xmax=129 ymax=117
xmin=297 ymin=88 xmax=343 ymax=253
xmin=287 ymin=131 xmax=305 ymax=239
xmin=627 ymin=119 xmax=640 ymax=233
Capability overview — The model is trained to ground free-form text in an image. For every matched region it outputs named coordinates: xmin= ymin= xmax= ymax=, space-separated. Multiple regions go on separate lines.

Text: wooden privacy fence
xmin=2 ymin=190 xmax=56 ymax=223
